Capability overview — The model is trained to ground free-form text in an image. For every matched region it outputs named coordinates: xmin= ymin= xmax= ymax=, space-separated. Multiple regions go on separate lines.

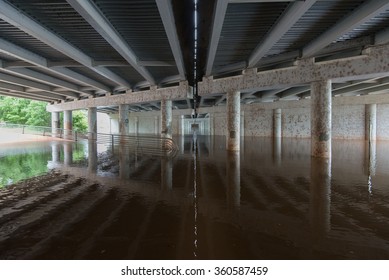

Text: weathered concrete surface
xmin=332 ymin=105 xmax=364 ymax=139
xmin=283 ymin=108 xmax=310 ymax=138
xmin=377 ymin=104 xmax=389 ymax=140
xmin=311 ymin=80 xmax=332 ymax=158
xmin=51 ymin=112 xmax=60 ymax=136
xmin=198 ymin=43 xmax=389 ymax=96
xmin=47 ymin=81 xmax=192 ymax=112
xmin=88 ymin=107 xmax=97 ymax=140
xmin=226 ymin=90 xmax=240 ymax=151
xmin=365 ymin=104 xmax=377 ymax=141
xmin=63 ymin=110 xmax=72 ymax=139
xmin=161 ymin=99 xmax=172 ymax=138
xmin=273 ymin=108 xmax=282 ymax=138
xmin=119 ymin=104 xmax=129 ymax=135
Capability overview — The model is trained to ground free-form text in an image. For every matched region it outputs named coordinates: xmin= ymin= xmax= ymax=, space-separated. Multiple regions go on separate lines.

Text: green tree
xmin=0 ymin=96 xmax=88 ymax=132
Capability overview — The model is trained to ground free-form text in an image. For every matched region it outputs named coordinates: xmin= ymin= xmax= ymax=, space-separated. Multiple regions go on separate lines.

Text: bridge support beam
xmin=365 ymin=103 xmax=377 ymax=142
xmin=51 ymin=111 xmax=60 ymax=137
xmin=88 ymin=107 xmax=97 ymax=140
xmin=311 ymin=80 xmax=332 ymax=158
xmin=64 ymin=110 xmax=72 ymax=140
xmin=161 ymin=99 xmax=172 ymax=138
xmin=226 ymin=90 xmax=240 ymax=151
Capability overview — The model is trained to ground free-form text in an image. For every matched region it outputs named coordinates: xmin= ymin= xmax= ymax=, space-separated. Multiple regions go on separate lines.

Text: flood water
xmin=1 ymin=135 xmax=389 ymax=259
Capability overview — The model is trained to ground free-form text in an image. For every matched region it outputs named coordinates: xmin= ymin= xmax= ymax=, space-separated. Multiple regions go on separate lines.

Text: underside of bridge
xmin=1 ymin=0 xmax=389 ymax=156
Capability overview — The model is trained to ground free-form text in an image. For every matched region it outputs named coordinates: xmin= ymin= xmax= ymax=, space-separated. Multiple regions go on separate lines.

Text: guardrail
xmin=85 ymin=132 xmax=178 ymax=158
xmin=0 ymin=123 xmax=178 ymax=157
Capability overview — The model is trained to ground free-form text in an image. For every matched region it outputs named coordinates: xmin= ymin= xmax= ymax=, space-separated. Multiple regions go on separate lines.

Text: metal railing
xmin=86 ymin=132 xmax=179 ymax=158
xmin=0 ymin=122 xmax=178 ymax=157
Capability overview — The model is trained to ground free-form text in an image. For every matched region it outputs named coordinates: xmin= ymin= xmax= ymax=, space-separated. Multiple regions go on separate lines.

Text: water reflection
xmin=2 ymin=136 xmax=389 ymax=259
xmin=226 ymin=151 xmax=240 ymax=208
xmin=310 ymin=157 xmax=331 ymax=239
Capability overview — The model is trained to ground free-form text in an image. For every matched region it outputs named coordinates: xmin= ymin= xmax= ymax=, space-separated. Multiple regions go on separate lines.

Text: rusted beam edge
xmin=47 ymin=81 xmax=192 ymax=112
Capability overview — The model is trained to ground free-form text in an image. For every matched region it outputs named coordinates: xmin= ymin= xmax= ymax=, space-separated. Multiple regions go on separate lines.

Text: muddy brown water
xmin=1 ymin=135 xmax=389 ymax=259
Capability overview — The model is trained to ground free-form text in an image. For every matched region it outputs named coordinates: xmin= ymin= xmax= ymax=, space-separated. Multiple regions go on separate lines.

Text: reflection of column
xmin=365 ymin=104 xmax=377 ymax=142
xmin=161 ymin=157 xmax=173 ymax=190
xmin=273 ymin=136 xmax=282 ymax=165
xmin=88 ymin=140 xmax=98 ymax=174
xmin=227 ymin=151 xmax=240 ymax=208
xmin=154 ymin=116 xmax=159 ymax=135
xmin=88 ymin=107 xmax=97 ymax=140
xmin=180 ymin=115 xmax=185 ymax=135
xmin=310 ymin=157 xmax=331 ymax=239
xmin=180 ymin=134 xmax=185 ymax=154
xmin=64 ymin=110 xmax=73 ymax=140
xmin=119 ymin=145 xmax=130 ymax=180
xmin=226 ymin=90 xmax=240 ymax=151
xmin=311 ymin=80 xmax=332 ymax=158
xmin=135 ymin=116 xmax=139 ymax=135
xmin=64 ymin=142 xmax=73 ymax=166
xmin=161 ymin=99 xmax=172 ymax=138
xmin=209 ymin=113 xmax=214 ymax=136
xmin=51 ymin=143 xmax=60 ymax=163
xmin=51 ymin=112 xmax=60 ymax=137
xmin=365 ymin=140 xmax=377 ymax=194
xmin=119 ymin=104 xmax=129 ymax=135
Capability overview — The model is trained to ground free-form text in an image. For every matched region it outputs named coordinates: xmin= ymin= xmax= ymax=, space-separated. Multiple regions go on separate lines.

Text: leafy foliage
xmin=0 ymin=96 xmax=88 ymax=132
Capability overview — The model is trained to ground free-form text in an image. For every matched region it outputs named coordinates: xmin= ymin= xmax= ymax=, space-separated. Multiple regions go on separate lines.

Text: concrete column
xmin=226 ymin=90 xmax=240 ymax=151
xmin=311 ymin=80 xmax=332 ymax=158
xmin=273 ymin=108 xmax=282 ymax=138
xmin=154 ymin=116 xmax=159 ymax=135
xmin=227 ymin=151 xmax=240 ymax=208
xmin=88 ymin=140 xmax=97 ymax=174
xmin=161 ymin=99 xmax=172 ymax=138
xmin=310 ymin=157 xmax=332 ymax=239
xmin=64 ymin=110 xmax=72 ymax=139
xmin=88 ymin=107 xmax=97 ymax=140
xmin=51 ymin=112 xmax=60 ymax=137
xmin=119 ymin=104 xmax=129 ymax=135
xmin=365 ymin=104 xmax=377 ymax=142
xmin=119 ymin=145 xmax=130 ymax=180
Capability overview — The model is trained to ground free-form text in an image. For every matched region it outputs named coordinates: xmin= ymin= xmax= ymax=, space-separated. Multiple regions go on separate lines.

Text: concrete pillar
xmin=119 ymin=145 xmax=130 ymax=180
xmin=51 ymin=112 xmax=60 ymax=137
xmin=227 ymin=151 xmax=240 ymax=208
xmin=226 ymin=90 xmax=240 ymax=151
xmin=161 ymin=99 xmax=172 ymax=138
xmin=88 ymin=107 xmax=97 ymax=140
xmin=154 ymin=116 xmax=159 ymax=135
xmin=273 ymin=108 xmax=282 ymax=138
xmin=88 ymin=140 xmax=97 ymax=174
xmin=311 ymin=80 xmax=332 ymax=158
xmin=310 ymin=157 xmax=332 ymax=239
xmin=365 ymin=104 xmax=377 ymax=142
xmin=64 ymin=110 xmax=72 ymax=139
xmin=209 ymin=113 xmax=214 ymax=136
xmin=119 ymin=104 xmax=129 ymax=135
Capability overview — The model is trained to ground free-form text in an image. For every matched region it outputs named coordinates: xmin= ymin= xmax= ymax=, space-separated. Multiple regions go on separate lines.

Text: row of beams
xmin=0 ymin=0 xmax=130 ymax=89
xmin=66 ymin=0 xmax=155 ymax=85
xmin=0 ymin=38 xmax=111 ymax=94
xmin=156 ymin=0 xmax=186 ymax=80
xmin=248 ymin=0 xmax=317 ymax=68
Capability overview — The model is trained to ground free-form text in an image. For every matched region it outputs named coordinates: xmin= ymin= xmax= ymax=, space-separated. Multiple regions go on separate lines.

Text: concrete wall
xmin=102 ymin=98 xmax=389 ymax=140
